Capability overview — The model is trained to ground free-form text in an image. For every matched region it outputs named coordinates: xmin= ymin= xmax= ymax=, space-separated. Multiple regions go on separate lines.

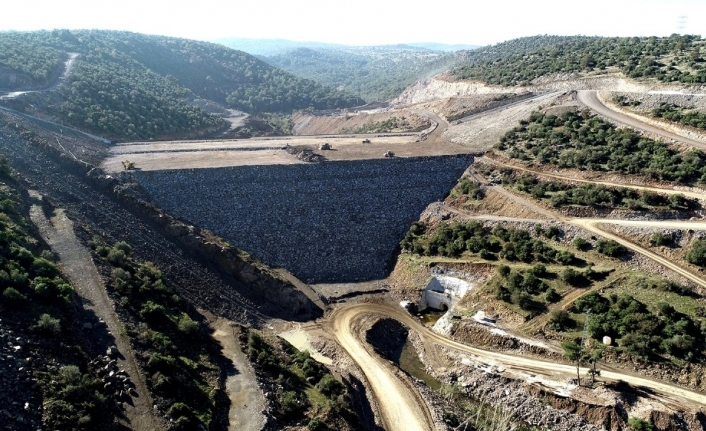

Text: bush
xmin=106 ymin=248 xmax=127 ymax=266
xmin=686 ymin=239 xmax=706 ymax=267
xmin=31 ymin=257 xmax=60 ymax=278
xmin=36 ymin=313 xmax=61 ymax=335
xmin=316 ymin=374 xmax=344 ymax=398
xmin=279 ymin=391 xmax=300 ymax=417
xmin=595 ymin=239 xmax=627 ymax=258
xmin=307 ymin=417 xmax=325 ymax=431
xmin=139 ymin=301 xmax=166 ymax=323
xmin=113 ymin=241 xmax=133 ymax=256
xmin=545 ymin=287 xmax=560 ymax=303
xmin=548 ymin=310 xmax=574 ymax=331
xmin=628 ymin=417 xmax=655 ymax=431
xmin=650 ymin=232 xmax=673 ymax=247
xmin=177 ymin=315 xmax=200 ymax=337
xmin=2 ymin=287 xmax=27 ymax=307
xmin=561 ymin=268 xmax=588 ymax=286
xmin=573 ymin=237 xmax=590 ymax=251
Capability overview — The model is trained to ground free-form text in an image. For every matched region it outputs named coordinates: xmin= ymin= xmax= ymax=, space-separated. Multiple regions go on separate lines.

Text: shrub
xmin=650 ymin=232 xmax=673 ymax=247
xmin=146 ymin=353 xmax=176 ymax=373
xmin=113 ymin=241 xmax=133 ymax=256
xmin=177 ymin=315 xmax=200 ymax=337
xmin=595 ymin=239 xmax=627 ymax=258
xmin=573 ymin=237 xmax=590 ymax=251
xmin=686 ymin=239 xmax=706 ymax=267
xmin=139 ymin=301 xmax=166 ymax=323
xmin=31 ymin=257 xmax=60 ymax=278
xmin=279 ymin=391 xmax=300 ymax=416
xmin=36 ymin=313 xmax=61 ymax=335
xmin=561 ymin=268 xmax=588 ymax=286
xmin=307 ymin=417 xmax=325 ymax=431
xmin=628 ymin=417 xmax=655 ymax=431
xmin=106 ymin=248 xmax=127 ymax=266
xmin=316 ymin=374 xmax=344 ymax=398
xmin=548 ymin=310 xmax=574 ymax=331
xmin=545 ymin=288 xmax=560 ymax=303
xmin=2 ymin=287 xmax=27 ymax=307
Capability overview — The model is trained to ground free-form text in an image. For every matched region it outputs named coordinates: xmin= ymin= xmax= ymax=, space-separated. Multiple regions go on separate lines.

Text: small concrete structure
xmin=418 ymin=275 xmax=472 ymax=312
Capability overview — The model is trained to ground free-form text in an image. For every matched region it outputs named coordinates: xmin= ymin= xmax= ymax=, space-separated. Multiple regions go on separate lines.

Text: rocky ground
xmin=0 ymin=321 xmax=42 ymax=431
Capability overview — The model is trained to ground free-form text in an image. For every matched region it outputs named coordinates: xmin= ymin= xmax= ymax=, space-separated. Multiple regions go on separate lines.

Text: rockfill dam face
xmin=135 ymin=155 xmax=474 ymax=283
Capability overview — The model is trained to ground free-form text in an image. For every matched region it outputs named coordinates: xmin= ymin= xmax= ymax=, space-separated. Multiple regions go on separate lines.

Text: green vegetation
xmin=0 ymin=30 xmax=363 ymax=140
xmin=506 ymin=171 xmax=696 ymax=211
xmin=499 ymin=110 xmax=706 ymax=186
xmin=451 ymin=176 xmax=484 ymax=201
xmin=650 ymin=232 xmax=674 ymax=247
xmin=628 ymin=417 xmax=656 ymax=431
xmin=241 ymin=330 xmax=362 ymax=428
xmin=90 ymin=238 xmax=222 ymax=429
xmin=0 ymin=160 xmax=114 ymax=429
xmin=572 ymin=291 xmax=704 ymax=362
xmin=346 ymin=116 xmax=412 ymax=133
xmin=400 ymin=221 xmax=577 ymax=265
xmin=595 ymin=239 xmax=627 ymax=258
xmin=261 ymin=46 xmax=459 ymax=102
xmin=652 ymin=103 xmax=706 ymax=130
xmin=686 ymin=238 xmax=706 ymax=267
xmin=0 ymin=36 xmax=64 ymax=82
xmin=452 ymin=34 xmax=706 ymax=86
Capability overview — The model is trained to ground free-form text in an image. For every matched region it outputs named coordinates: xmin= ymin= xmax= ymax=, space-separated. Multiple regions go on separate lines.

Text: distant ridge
xmin=215 ymin=38 xmax=475 ymax=102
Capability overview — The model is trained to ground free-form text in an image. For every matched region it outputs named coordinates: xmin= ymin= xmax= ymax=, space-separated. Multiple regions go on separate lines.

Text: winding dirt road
xmin=332 ymin=306 xmax=435 ymax=431
xmin=578 ymin=90 xmax=706 ymax=151
xmin=329 ymin=91 xmax=706 ymax=429
xmin=330 ymin=303 xmax=706 ymax=413
xmin=480 ymin=156 xmax=706 ymax=200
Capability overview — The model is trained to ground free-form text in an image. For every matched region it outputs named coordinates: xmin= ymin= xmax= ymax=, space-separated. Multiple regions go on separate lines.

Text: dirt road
xmin=578 ymin=90 xmax=706 ymax=151
xmin=209 ymin=316 xmax=266 ymax=431
xmin=330 ymin=302 xmax=706 ymax=415
xmin=331 ymin=306 xmax=436 ymax=431
xmin=480 ymin=156 xmax=706 ymax=200
xmin=28 ymin=191 xmax=163 ymax=431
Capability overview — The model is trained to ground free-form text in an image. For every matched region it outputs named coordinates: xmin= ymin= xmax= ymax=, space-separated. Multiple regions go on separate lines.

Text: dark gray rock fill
xmin=136 ymin=155 xmax=474 ymax=283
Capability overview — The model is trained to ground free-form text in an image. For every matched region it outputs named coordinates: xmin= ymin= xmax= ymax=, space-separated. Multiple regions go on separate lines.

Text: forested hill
xmin=452 ymin=34 xmax=706 ymax=86
xmin=251 ymin=45 xmax=460 ymax=102
xmin=0 ymin=30 xmax=363 ymax=140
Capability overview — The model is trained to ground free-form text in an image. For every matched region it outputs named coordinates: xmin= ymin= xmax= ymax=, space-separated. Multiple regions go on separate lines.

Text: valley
xmin=2 ymin=31 xmax=706 ymax=431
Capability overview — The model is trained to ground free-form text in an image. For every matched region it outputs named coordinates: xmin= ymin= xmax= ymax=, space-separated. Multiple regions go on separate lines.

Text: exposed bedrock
xmin=136 ymin=155 xmax=474 ymax=283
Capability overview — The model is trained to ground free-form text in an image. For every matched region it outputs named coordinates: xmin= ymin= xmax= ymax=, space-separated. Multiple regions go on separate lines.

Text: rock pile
xmin=136 ymin=155 xmax=475 ymax=283
xmin=0 ymin=321 xmax=42 ymax=431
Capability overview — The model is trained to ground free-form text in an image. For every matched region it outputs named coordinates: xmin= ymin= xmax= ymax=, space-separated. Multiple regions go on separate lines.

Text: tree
xmin=561 ymin=340 xmax=584 ymax=386
xmin=686 ymin=239 xmax=706 ymax=267
xmin=548 ymin=310 xmax=574 ymax=331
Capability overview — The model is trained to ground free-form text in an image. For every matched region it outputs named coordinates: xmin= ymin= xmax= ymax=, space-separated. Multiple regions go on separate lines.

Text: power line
xmin=677 ymin=16 xmax=688 ymax=34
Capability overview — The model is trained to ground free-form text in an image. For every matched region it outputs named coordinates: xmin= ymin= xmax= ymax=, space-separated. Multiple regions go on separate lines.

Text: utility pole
xmin=677 ymin=16 xmax=688 ymax=35
xmin=580 ymin=310 xmax=591 ymax=350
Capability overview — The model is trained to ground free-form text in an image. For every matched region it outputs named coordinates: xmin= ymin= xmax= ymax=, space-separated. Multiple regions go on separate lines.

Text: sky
xmin=1 ymin=0 xmax=705 ymax=46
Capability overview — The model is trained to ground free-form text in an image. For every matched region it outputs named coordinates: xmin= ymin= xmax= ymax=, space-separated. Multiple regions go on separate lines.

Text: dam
xmin=135 ymin=155 xmax=474 ymax=283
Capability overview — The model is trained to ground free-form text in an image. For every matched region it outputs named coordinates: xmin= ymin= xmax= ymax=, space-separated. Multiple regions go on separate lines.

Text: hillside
xmin=0 ymin=30 xmax=363 ymax=140
xmin=243 ymin=44 xmax=461 ymax=102
xmin=452 ymin=34 xmax=706 ymax=85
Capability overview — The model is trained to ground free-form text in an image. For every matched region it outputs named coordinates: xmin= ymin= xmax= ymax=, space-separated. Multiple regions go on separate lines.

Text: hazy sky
xmin=2 ymin=0 xmax=705 ymax=46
